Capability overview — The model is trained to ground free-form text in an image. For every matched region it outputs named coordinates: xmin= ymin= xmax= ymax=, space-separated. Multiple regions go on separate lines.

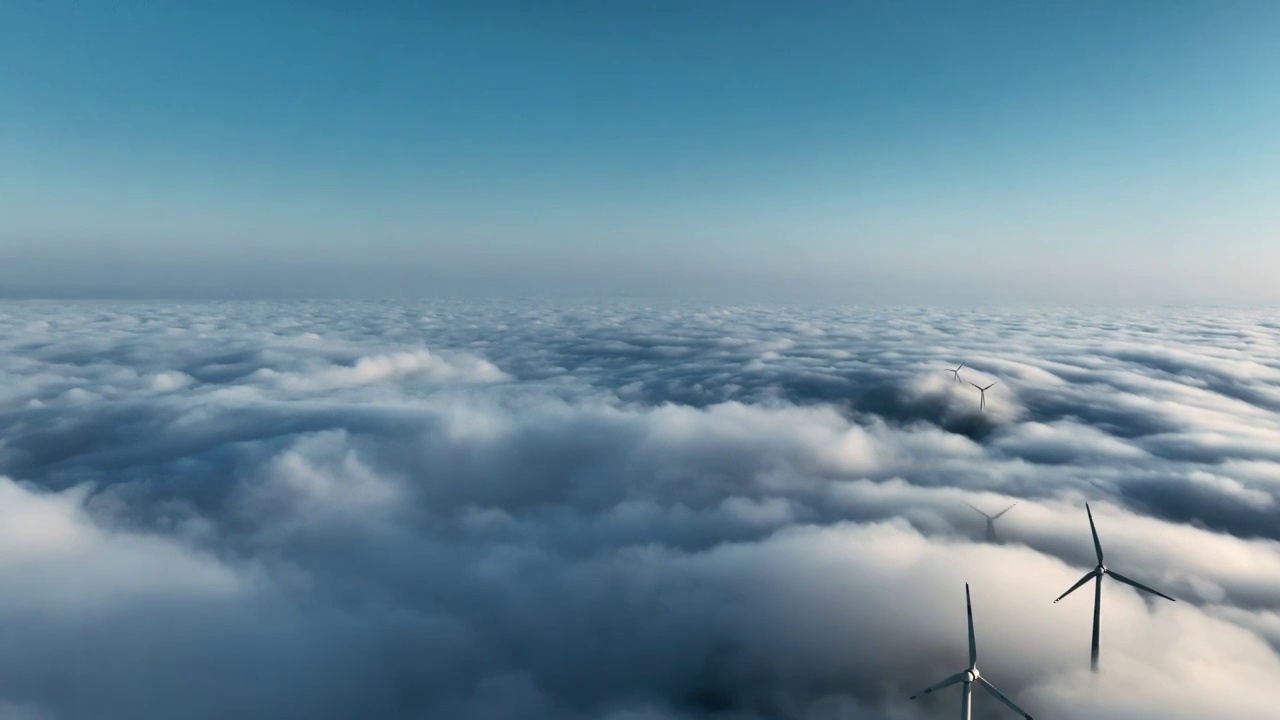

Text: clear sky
xmin=2 ymin=2 xmax=1278 ymax=303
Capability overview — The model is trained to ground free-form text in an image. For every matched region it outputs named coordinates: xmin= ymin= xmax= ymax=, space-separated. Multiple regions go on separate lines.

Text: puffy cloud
xmin=0 ymin=478 xmax=244 ymax=613
xmin=0 ymin=300 xmax=1276 ymax=718
xmin=251 ymin=348 xmax=509 ymax=393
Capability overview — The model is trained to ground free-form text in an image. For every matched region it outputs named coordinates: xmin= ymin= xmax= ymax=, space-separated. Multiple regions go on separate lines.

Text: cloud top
xmin=0 ymin=300 xmax=1277 ymax=719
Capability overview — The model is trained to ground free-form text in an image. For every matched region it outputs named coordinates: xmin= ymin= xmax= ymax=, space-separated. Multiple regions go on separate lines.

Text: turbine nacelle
xmin=910 ymin=584 xmax=1035 ymax=719
xmin=968 ymin=380 xmax=997 ymax=411
xmin=965 ymin=501 xmax=1016 ymax=543
xmin=1054 ymin=503 xmax=1176 ymax=670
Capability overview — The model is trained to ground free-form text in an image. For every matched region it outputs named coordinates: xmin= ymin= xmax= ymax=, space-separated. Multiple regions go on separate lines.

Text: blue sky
xmin=1 ymin=2 xmax=1277 ymax=302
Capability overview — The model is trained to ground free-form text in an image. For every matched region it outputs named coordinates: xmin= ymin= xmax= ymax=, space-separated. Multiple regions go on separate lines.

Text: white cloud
xmin=0 ymin=300 xmax=1276 ymax=718
xmin=251 ymin=348 xmax=509 ymax=393
xmin=0 ymin=478 xmax=244 ymax=615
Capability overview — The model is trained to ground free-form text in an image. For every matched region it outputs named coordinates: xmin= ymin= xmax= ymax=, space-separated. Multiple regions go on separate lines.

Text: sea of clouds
xmin=0 ymin=299 xmax=1278 ymax=720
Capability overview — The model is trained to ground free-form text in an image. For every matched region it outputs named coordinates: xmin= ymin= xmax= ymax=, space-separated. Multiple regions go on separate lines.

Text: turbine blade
xmin=964 ymin=502 xmax=992 ymax=519
xmin=968 ymin=381 xmax=982 ymax=389
xmin=992 ymin=502 xmax=1017 ymax=519
xmin=1086 ymin=503 xmax=1104 ymax=565
xmin=966 ymin=583 xmax=976 ymax=668
xmin=983 ymin=382 xmax=997 ymax=390
xmin=909 ymin=671 xmax=966 ymax=699
xmin=1105 ymin=569 xmax=1176 ymax=602
xmin=978 ymin=677 xmax=1033 ymax=719
xmin=1054 ymin=570 xmax=1097 ymax=603
xmin=957 ymin=361 xmax=965 ymax=371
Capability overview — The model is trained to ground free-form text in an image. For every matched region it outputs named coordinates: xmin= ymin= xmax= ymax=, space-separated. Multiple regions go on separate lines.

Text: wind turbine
xmin=969 ymin=381 xmax=996 ymax=411
xmin=911 ymin=584 xmax=1034 ymax=720
xmin=947 ymin=361 xmax=966 ymax=383
xmin=965 ymin=502 xmax=1016 ymax=543
xmin=1054 ymin=503 xmax=1176 ymax=672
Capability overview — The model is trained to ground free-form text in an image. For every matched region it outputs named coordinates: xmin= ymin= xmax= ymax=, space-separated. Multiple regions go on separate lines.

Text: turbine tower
xmin=1054 ymin=503 xmax=1176 ymax=672
xmin=965 ymin=502 xmax=1016 ymax=543
xmin=911 ymin=584 xmax=1034 ymax=720
xmin=947 ymin=361 xmax=966 ymax=383
xmin=969 ymin=381 xmax=997 ymax=411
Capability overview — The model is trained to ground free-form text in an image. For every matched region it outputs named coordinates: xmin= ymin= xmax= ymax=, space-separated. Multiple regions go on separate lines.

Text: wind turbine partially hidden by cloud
xmin=965 ymin=502 xmax=1016 ymax=543
xmin=969 ymin=380 xmax=996 ymax=411
xmin=911 ymin=584 xmax=1034 ymax=720
xmin=1054 ymin=503 xmax=1177 ymax=672
xmin=947 ymin=361 xmax=965 ymax=383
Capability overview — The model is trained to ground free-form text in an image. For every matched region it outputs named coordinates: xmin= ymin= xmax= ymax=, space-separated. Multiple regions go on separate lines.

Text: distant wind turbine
xmin=947 ymin=361 xmax=966 ymax=383
xmin=969 ymin=381 xmax=997 ymax=411
xmin=911 ymin=584 xmax=1034 ymax=720
xmin=965 ymin=502 xmax=1016 ymax=543
xmin=1054 ymin=503 xmax=1176 ymax=672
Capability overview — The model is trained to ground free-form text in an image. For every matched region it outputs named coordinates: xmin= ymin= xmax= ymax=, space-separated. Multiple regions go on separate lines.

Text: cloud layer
xmin=0 ymin=300 xmax=1278 ymax=719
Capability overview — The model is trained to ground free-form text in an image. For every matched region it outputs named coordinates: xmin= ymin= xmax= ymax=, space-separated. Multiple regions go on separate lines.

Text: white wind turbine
xmin=1054 ymin=503 xmax=1177 ymax=672
xmin=969 ymin=381 xmax=996 ymax=411
xmin=965 ymin=502 xmax=1016 ymax=543
xmin=947 ymin=361 xmax=966 ymax=383
xmin=911 ymin=584 xmax=1034 ymax=720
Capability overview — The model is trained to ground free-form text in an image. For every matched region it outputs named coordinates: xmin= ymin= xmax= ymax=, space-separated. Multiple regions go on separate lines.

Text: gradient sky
xmin=2 ymin=2 xmax=1278 ymax=302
